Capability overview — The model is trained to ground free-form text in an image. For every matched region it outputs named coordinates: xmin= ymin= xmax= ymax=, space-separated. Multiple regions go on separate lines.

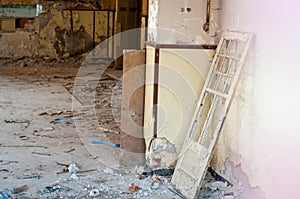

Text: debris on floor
xmin=0 ymin=62 xmax=236 ymax=198
xmin=12 ymin=185 xmax=29 ymax=194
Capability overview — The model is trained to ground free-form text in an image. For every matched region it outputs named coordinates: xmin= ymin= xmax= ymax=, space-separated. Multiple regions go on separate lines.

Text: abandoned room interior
xmin=0 ymin=0 xmax=299 ymax=198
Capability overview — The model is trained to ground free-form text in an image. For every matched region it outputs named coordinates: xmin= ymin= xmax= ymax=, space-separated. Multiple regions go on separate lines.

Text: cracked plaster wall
xmin=148 ymin=0 xmax=221 ymax=44
xmin=210 ymin=0 xmax=300 ymax=198
xmin=0 ymin=1 xmax=113 ymax=58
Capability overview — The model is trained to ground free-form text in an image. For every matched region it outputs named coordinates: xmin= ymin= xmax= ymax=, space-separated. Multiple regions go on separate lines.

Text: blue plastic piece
xmin=91 ymin=140 xmax=120 ymax=148
xmin=0 ymin=191 xmax=8 ymax=199
xmin=64 ymin=120 xmax=71 ymax=124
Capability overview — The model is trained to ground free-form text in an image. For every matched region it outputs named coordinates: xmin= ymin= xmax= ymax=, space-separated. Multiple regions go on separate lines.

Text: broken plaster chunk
xmin=68 ymin=163 xmax=79 ymax=174
xmin=146 ymin=138 xmax=178 ymax=170
xmin=207 ymin=181 xmax=229 ymax=191
xmin=42 ymin=127 xmax=54 ymax=131
xmin=70 ymin=173 xmax=79 ymax=181
xmin=103 ymin=167 xmax=114 ymax=175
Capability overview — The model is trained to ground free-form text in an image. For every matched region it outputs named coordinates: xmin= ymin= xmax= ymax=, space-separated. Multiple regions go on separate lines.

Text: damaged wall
xmin=210 ymin=0 xmax=300 ymax=198
xmin=0 ymin=1 xmax=115 ymax=58
xmin=148 ymin=0 xmax=220 ymax=44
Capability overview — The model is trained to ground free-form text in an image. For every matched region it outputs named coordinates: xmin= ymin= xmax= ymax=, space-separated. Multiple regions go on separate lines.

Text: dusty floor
xmin=0 ymin=58 xmax=234 ymax=199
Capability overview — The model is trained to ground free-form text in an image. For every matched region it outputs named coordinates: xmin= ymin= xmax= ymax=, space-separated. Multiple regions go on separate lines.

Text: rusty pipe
xmin=203 ymin=0 xmax=211 ymax=33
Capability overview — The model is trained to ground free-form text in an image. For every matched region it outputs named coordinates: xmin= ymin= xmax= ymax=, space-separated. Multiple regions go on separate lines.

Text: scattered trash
xmin=64 ymin=148 xmax=75 ymax=153
xmin=68 ymin=163 xmax=79 ymax=174
xmin=89 ymin=189 xmax=100 ymax=197
xmin=99 ymin=127 xmax=120 ymax=134
xmin=70 ymin=173 xmax=79 ymax=180
xmin=1 ymin=160 xmax=18 ymax=165
xmin=128 ymin=185 xmax=139 ymax=192
xmin=0 ymin=144 xmax=47 ymax=149
xmin=22 ymin=173 xmax=41 ymax=179
xmin=0 ymin=169 xmax=9 ymax=172
xmin=206 ymin=181 xmax=229 ymax=191
xmin=42 ymin=127 xmax=54 ymax=131
xmin=64 ymin=120 xmax=71 ymax=124
xmin=4 ymin=119 xmax=30 ymax=124
xmin=56 ymin=161 xmax=70 ymax=167
xmin=137 ymin=175 xmax=144 ymax=180
xmin=91 ymin=140 xmax=120 ymax=148
xmin=54 ymin=119 xmax=61 ymax=124
xmin=56 ymin=168 xmax=69 ymax=175
xmin=43 ymin=185 xmax=61 ymax=193
xmin=151 ymin=176 xmax=162 ymax=190
xmin=13 ymin=185 xmax=29 ymax=194
xmin=103 ymin=167 xmax=114 ymax=175
xmin=19 ymin=135 xmax=29 ymax=140
xmin=39 ymin=110 xmax=63 ymax=116
xmin=32 ymin=151 xmax=51 ymax=156
xmin=78 ymin=169 xmax=97 ymax=174
xmin=0 ymin=191 xmax=8 ymax=199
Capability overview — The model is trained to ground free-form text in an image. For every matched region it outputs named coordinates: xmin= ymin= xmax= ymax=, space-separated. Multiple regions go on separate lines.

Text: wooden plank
xmin=119 ymin=49 xmax=146 ymax=167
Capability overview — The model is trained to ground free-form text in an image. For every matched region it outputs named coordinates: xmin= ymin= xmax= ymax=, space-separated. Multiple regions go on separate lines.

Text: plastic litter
xmin=89 ymin=189 xmax=100 ymax=197
xmin=91 ymin=140 xmax=120 ymax=148
xmin=0 ymin=191 xmax=8 ymax=199
xmin=43 ymin=185 xmax=61 ymax=193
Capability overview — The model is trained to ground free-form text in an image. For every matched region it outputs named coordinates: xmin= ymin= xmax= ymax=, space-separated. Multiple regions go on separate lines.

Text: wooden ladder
xmin=171 ymin=31 xmax=253 ymax=199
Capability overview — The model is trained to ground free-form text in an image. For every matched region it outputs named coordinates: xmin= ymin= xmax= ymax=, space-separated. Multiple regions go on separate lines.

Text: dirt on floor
xmin=0 ymin=57 xmax=236 ymax=199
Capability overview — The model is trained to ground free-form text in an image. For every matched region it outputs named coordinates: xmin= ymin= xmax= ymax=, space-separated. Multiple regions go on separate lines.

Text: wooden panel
xmin=142 ymin=0 xmax=148 ymax=16
xmin=120 ymin=49 xmax=146 ymax=167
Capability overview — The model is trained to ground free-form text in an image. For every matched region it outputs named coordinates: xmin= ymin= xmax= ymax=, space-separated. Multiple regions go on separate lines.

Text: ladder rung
xmin=206 ymin=88 xmax=228 ymax=98
xmin=214 ymin=71 xmax=235 ymax=78
xmin=217 ymin=53 xmax=240 ymax=60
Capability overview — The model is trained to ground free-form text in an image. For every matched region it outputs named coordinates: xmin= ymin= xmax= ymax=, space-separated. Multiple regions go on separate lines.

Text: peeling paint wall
xmin=0 ymin=0 xmax=38 ymax=4
xmin=148 ymin=0 xmax=221 ymax=44
xmin=210 ymin=0 xmax=300 ymax=198
xmin=0 ymin=30 xmax=39 ymax=57
xmin=0 ymin=1 xmax=115 ymax=58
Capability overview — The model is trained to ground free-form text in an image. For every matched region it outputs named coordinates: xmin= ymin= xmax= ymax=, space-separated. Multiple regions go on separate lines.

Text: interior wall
xmin=0 ymin=1 xmax=114 ymax=58
xmin=148 ymin=0 xmax=221 ymax=45
xmin=211 ymin=0 xmax=300 ymax=198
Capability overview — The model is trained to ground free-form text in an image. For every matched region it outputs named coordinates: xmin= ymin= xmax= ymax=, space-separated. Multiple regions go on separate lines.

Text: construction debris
xmin=0 ymin=144 xmax=48 ymax=149
xmin=68 ymin=163 xmax=79 ymax=174
xmin=103 ymin=167 xmax=114 ymax=175
xmin=0 ymin=60 xmax=232 ymax=199
xmin=63 ymin=148 xmax=75 ymax=153
xmin=12 ymin=185 xmax=29 ymax=194
xmin=32 ymin=151 xmax=51 ymax=156
xmin=41 ymin=127 xmax=54 ymax=131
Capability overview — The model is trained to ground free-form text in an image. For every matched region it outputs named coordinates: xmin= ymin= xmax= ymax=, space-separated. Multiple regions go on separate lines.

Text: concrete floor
xmin=0 ymin=60 xmax=183 ymax=198
xmin=0 ymin=58 xmax=232 ymax=199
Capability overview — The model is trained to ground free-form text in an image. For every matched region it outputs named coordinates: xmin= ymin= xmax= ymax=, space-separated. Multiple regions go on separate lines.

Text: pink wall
xmin=217 ymin=0 xmax=300 ymax=198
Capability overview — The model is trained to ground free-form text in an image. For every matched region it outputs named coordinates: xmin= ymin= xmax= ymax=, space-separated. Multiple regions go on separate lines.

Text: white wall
xmin=213 ymin=0 xmax=300 ymax=198
xmin=148 ymin=0 xmax=220 ymax=44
